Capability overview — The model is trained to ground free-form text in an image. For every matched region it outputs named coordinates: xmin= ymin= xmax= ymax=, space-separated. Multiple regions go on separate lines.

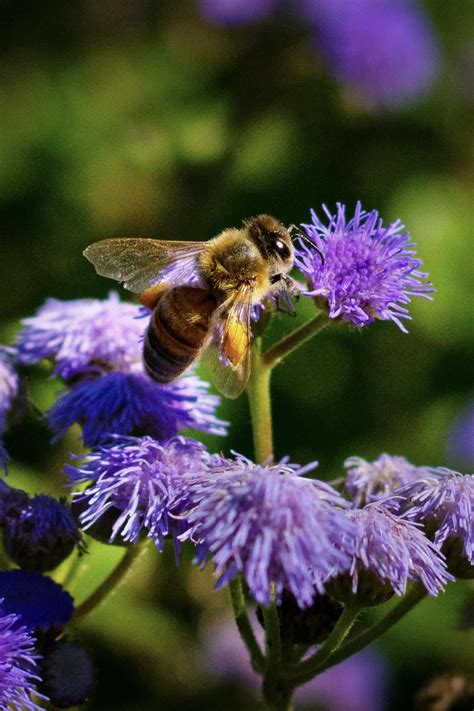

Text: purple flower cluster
xmin=17 ymin=294 xmax=227 ymax=446
xmin=327 ymin=504 xmax=452 ymax=605
xmin=178 ymin=456 xmax=355 ymax=608
xmin=199 ymin=0 xmax=439 ymax=108
xmin=344 ymin=453 xmax=433 ymax=507
xmin=306 ymin=0 xmax=439 ymax=109
xmin=296 ymin=203 xmax=434 ymax=331
xmin=0 ymin=601 xmax=46 ymax=711
xmin=67 ymin=435 xmax=221 ymax=551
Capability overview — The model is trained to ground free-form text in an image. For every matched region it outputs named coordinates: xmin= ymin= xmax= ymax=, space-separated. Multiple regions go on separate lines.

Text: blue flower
xmin=0 ymin=348 xmax=21 ymax=470
xmin=199 ymin=0 xmax=277 ymax=26
xmin=179 ymin=456 xmax=356 ymax=608
xmin=0 ymin=571 xmax=74 ymax=636
xmin=16 ymin=293 xmax=147 ymax=381
xmin=49 ymin=370 xmax=228 ymax=447
xmin=344 ymin=453 xmax=433 ymax=507
xmin=327 ymin=505 xmax=452 ymax=605
xmin=300 ymin=0 xmax=439 ymax=109
xmin=67 ymin=436 xmax=221 ymax=551
xmin=296 ymin=202 xmax=434 ymax=332
xmin=0 ymin=483 xmax=83 ymax=573
xmin=392 ymin=470 xmax=474 ymax=578
xmin=0 ymin=603 xmax=46 ymax=711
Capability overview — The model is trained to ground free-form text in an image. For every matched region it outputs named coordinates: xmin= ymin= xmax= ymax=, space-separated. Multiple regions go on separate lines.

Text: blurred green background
xmin=1 ymin=1 xmax=473 ymax=708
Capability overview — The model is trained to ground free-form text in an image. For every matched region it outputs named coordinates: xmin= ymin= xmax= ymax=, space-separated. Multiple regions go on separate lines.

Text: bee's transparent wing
xmin=83 ymin=238 xmax=206 ymax=294
xmin=201 ymin=286 xmax=253 ymax=400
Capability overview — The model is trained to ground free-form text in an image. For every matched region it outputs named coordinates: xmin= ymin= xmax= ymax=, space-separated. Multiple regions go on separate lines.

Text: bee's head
xmin=245 ymin=214 xmax=294 ymax=276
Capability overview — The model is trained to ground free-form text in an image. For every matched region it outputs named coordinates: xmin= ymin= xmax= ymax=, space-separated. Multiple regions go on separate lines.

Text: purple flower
xmin=203 ymin=616 xmax=390 ymax=710
xmin=296 ymin=202 xmax=434 ymax=331
xmin=179 ymin=456 xmax=356 ymax=608
xmin=48 ymin=370 xmax=228 ymax=447
xmin=0 ymin=603 xmax=46 ymax=711
xmin=0 ymin=348 xmax=21 ymax=470
xmin=67 ymin=436 xmax=221 ymax=551
xmin=0 ymin=483 xmax=83 ymax=573
xmin=327 ymin=505 xmax=452 ymax=605
xmin=302 ymin=0 xmax=439 ymax=109
xmin=447 ymin=401 xmax=474 ymax=467
xmin=199 ymin=0 xmax=276 ymax=26
xmin=393 ymin=470 xmax=474 ymax=578
xmin=344 ymin=453 xmax=433 ymax=507
xmin=0 ymin=571 xmax=74 ymax=636
xmin=16 ymin=293 xmax=146 ymax=381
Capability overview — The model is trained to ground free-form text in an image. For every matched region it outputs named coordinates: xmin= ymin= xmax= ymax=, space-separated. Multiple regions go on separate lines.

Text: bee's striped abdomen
xmin=144 ymin=287 xmax=217 ymax=384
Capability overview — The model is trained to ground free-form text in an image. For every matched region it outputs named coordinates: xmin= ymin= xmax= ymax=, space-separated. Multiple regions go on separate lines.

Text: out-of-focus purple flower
xmin=199 ymin=0 xmax=277 ymax=26
xmin=0 ymin=348 xmax=21 ymax=470
xmin=179 ymin=456 xmax=356 ymax=608
xmin=48 ymin=370 xmax=228 ymax=447
xmin=0 ymin=571 xmax=74 ymax=636
xmin=344 ymin=453 xmax=433 ymax=507
xmin=296 ymin=202 xmax=433 ymax=331
xmin=16 ymin=293 xmax=146 ymax=381
xmin=67 ymin=435 xmax=221 ymax=551
xmin=202 ymin=616 xmax=390 ymax=710
xmin=393 ymin=470 xmax=474 ymax=578
xmin=0 ymin=602 xmax=47 ymax=711
xmin=0 ymin=483 xmax=83 ymax=572
xmin=447 ymin=401 xmax=474 ymax=467
xmin=300 ymin=0 xmax=439 ymax=109
xmin=327 ymin=505 xmax=452 ymax=605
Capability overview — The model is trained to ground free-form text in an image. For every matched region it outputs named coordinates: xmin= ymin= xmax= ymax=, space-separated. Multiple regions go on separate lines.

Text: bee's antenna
xmin=289 ymin=224 xmax=325 ymax=265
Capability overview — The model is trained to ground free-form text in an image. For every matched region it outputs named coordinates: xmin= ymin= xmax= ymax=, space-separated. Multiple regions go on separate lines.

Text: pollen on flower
xmin=295 ymin=202 xmax=434 ymax=331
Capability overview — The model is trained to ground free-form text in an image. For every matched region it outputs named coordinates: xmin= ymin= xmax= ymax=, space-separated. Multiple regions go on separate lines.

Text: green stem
xmin=247 ymin=338 xmax=273 ymax=463
xmin=262 ymin=312 xmax=330 ymax=369
xmin=291 ymin=585 xmax=426 ymax=685
xmin=61 ymin=550 xmax=87 ymax=591
xmin=286 ymin=602 xmax=360 ymax=684
xmin=229 ymin=577 xmax=265 ymax=674
xmin=263 ymin=601 xmax=282 ymax=666
xmin=72 ymin=543 xmax=147 ymax=623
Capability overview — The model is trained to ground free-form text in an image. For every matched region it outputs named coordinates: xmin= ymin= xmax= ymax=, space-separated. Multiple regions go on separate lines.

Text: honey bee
xmin=84 ymin=215 xmax=297 ymax=398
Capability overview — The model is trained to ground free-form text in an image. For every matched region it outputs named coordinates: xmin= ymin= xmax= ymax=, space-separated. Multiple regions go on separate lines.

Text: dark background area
xmin=1 ymin=1 xmax=473 ymax=708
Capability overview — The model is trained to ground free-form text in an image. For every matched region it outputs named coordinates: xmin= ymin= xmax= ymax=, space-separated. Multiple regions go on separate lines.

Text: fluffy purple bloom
xmin=0 ymin=571 xmax=74 ymax=635
xmin=199 ymin=0 xmax=276 ymax=26
xmin=0 ymin=349 xmax=21 ymax=470
xmin=328 ymin=505 xmax=452 ymax=602
xmin=295 ymin=202 xmax=434 ymax=331
xmin=67 ymin=435 xmax=221 ymax=550
xmin=0 ymin=483 xmax=83 ymax=572
xmin=302 ymin=0 xmax=439 ymax=109
xmin=344 ymin=453 xmax=433 ymax=507
xmin=393 ymin=470 xmax=474 ymax=577
xmin=447 ymin=401 xmax=474 ymax=467
xmin=48 ymin=370 xmax=228 ymax=447
xmin=203 ymin=616 xmax=389 ymax=710
xmin=179 ymin=456 xmax=356 ymax=608
xmin=0 ymin=603 xmax=46 ymax=711
xmin=16 ymin=293 xmax=146 ymax=380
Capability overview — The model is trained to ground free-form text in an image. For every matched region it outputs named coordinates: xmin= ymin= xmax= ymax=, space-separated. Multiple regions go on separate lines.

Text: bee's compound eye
xmin=274 ymin=239 xmax=290 ymax=259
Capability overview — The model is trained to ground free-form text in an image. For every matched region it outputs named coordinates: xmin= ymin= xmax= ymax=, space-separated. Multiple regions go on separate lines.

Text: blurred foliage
xmin=1 ymin=1 xmax=473 ymax=709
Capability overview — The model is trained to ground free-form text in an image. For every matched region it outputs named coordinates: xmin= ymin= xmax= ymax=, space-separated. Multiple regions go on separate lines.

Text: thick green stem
xmin=262 ymin=312 xmax=330 ymax=369
xmin=286 ymin=602 xmax=360 ymax=684
xmin=290 ymin=585 xmax=426 ymax=685
xmin=229 ymin=577 xmax=265 ymax=673
xmin=72 ymin=543 xmax=147 ymax=623
xmin=247 ymin=338 xmax=273 ymax=463
xmin=263 ymin=601 xmax=282 ymax=666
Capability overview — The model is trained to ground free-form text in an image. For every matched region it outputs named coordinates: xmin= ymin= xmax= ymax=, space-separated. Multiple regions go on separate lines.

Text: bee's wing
xmin=201 ymin=285 xmax=254 ymax=400
xmin=83 ymin=238 xmax=206 ymax=294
